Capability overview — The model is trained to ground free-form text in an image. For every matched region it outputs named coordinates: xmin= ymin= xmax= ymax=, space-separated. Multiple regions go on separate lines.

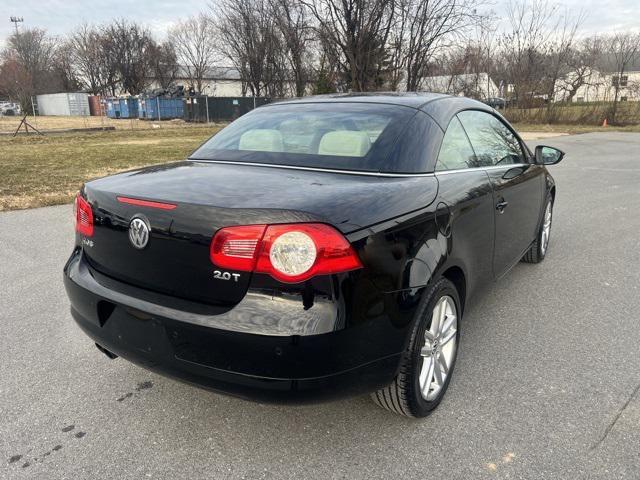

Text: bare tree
xmin=212 ymin=0 xmax=284 ymax=97
xmin=0 ymin=53 xmax=33 ymax=111
xmin=386 ymin=0 xmax=407 ymax=91
xmin=4 ymin=27 xmax=57 ymax=93
xmin=168 ymin=14 xmax=217 ymax=94
xmin=51 ymin=40 xmax=82 ymax=92
xmin=302 ymin=0 xmax=396 ymax=92
xmin=499 ymin=0 xmax=558 ymax=106
xmin=472 ymin=19 xmax=500 ymax=97
xmin=270 ymin=0 xmax=313 ymax=97
xmin=557 ymin=35 xmax=603 ymax=102
xmin=149 ymin=41 xmax=179 ymax=90
xmin=312 ymin=52 xmax=339 ymax=93
xmin=68 ymin=24 xmax=112 ymax=95
xmin=0 ymin=27 xmax=83 ymax=108
xmin=607 ymin=31 xmax=640 ymax=123
xmin=541 ymin=7 xmax=585 ymax=107
xmin=393 ymin=0 xmax=482 ymax=91
xmin=98 ymin=33 xmax=121 ymax=96
xmin=314 ymin=23 xmax=346 ymax=91
xmin=101 ymin=20 xmax=156 ymax=95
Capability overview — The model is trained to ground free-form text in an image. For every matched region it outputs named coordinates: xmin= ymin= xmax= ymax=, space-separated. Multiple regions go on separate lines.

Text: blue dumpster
xmin=140 ymin=97 xmax=184 ymax=120
xmin=106 ymin=99 xmax=121 ymax=119
xmin=118 ymin=98 xmax=129 ymax=118
xmin=130 ymin=98 xmax=140 ymax=118
xmin=138 ymin=98 xmax=146 ymax=119
xmin=118 ymin=98 xmax=139 ymax=118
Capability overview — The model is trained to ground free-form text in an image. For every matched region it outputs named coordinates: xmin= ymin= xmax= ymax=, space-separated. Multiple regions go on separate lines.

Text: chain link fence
xmin=0 ymin=95 xmax=274 ymax=135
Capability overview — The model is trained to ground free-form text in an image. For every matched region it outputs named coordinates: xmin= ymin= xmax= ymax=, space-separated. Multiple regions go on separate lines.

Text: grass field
xmin=0 ymin=126 xmax=221 ymax=211
xmin=0 ymin=115 xmax=222 ymax=134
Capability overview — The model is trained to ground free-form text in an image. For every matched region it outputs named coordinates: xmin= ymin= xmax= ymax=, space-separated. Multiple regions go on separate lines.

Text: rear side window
xmin=436 ymin=117 xmax=476 ymax=171
xmin=190 ymin=103 xmax=419 ymax=172
xmin=457 ymin=110 xmax=525 ymax=167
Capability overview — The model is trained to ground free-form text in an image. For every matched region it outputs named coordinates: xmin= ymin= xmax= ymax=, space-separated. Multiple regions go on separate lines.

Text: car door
xmin=457 ymin=110 xmax=545 ymax=278
xmin=434 ymin=116 xmax=496 ymax=296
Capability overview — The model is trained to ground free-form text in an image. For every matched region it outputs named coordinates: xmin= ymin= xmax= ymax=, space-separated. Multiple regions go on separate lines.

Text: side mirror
xmin=535 ymin=145 xmax=564 ymax=165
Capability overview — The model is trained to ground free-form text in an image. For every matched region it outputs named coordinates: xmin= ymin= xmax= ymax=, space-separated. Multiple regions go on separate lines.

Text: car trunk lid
xmin=81 ymin=161 xmax=438 ymax=305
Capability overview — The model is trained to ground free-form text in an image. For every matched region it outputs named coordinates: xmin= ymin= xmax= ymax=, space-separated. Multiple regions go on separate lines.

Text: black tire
xmin=371 ymin=278 xmax=461 ymax=418
xmin=522 ymin=195 xmax=553 ymax=264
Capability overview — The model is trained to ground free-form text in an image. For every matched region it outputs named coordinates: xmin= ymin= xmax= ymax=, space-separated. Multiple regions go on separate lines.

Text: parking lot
xmin=1 ymin=131 xmax=639 ymax=479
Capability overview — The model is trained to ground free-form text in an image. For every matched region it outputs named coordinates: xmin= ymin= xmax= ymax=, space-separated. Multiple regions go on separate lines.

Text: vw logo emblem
xmin=129 ymin=217 xmax=150 ymax=249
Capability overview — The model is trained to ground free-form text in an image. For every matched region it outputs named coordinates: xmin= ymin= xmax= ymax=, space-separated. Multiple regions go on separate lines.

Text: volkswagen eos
xmin=64 ymin=93 xmax=563 ymax=417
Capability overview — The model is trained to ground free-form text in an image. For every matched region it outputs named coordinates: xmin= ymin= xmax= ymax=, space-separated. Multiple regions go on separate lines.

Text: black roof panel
xmin=272 ymin=92 xmax=452 ymax=109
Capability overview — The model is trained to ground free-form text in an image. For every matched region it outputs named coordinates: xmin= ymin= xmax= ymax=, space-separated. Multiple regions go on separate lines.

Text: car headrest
xmin=238 ymin=129 xmax=284 ymax=152
xmin=317 ymin=131 xmax=372 ymax=157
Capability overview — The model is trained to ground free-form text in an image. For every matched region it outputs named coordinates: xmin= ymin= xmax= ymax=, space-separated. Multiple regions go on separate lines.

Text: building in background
xmin=555 ymin=70 xmax=640 ymax=103
xmin=147 ymin=66 xmax=313 ymax=98
xmin=147 ymin=66 xmax=245 ymax=97
xmin=417 ymin=73 xmax=499 ymax=100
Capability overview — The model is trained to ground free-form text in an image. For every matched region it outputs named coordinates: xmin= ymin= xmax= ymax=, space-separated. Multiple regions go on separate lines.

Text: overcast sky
xmin=1 ymin=0 xmax=639 ymax=45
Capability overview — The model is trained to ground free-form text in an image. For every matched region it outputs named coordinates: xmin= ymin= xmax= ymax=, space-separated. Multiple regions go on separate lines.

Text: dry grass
xmin=504 ymin=102 xmax=640 ymax=126
xmin=0 ymin=126 xmax=221 ymax=211
xmin=0 ymin=115 xmax=221 ymax=134
xmin=512 ymin=122 xmax=640 ymax=135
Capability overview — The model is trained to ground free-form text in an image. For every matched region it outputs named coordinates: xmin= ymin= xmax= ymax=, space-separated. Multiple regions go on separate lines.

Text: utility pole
xmin=9 ymin=16 xmax=23 ymax=36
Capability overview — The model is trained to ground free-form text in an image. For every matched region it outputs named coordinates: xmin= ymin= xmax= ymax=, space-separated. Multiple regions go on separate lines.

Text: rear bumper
xmin=63 ymin=250 xmax=403 ymax=403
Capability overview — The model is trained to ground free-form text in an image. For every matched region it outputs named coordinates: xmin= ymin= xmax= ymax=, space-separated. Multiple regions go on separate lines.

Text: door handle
xmin=496 ymin=200 xmax=509 ymax=213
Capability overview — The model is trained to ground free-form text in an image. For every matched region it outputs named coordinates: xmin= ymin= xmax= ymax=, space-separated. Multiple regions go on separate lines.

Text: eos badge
xmin=129 ymin=217 xmax=150 ymax=249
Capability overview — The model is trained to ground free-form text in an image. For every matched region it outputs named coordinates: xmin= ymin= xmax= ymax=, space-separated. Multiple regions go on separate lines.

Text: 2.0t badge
xmin=129 ymin=217 xmax=150 ymax=249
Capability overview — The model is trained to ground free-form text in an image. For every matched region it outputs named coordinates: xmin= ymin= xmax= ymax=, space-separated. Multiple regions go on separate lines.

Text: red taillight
xmin=255 ymin=224 xmax=362 ymax=282
xmin=210 ymin=223 xmax=362 ymax=283
xmin=210 ymin=224 xmax=267 ymax=271
xmin=75 ymin=193 xmax=94 ymax=237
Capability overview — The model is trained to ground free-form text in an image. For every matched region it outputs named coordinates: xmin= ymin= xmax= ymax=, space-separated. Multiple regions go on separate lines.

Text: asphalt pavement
xmin=1 ymin=131 xmax=639 ymax=479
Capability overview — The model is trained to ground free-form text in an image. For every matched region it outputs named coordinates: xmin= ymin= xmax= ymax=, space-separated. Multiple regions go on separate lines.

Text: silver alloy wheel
xmin=540 ymin=202 xmax=552 ymax=255
xmin=419 ymin=295 xmax=458 ymax=401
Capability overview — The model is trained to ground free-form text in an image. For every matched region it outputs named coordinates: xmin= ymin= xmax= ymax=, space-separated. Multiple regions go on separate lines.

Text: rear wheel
xmin=522 ymin=196 xmax=553 ymax=264
xmin=371 ymin=278 xmax=460 ymax=417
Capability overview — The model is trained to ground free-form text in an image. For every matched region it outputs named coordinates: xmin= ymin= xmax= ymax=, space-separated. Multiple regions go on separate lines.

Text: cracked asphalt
xmin=1 ymin=131 xmax=639 ymax=479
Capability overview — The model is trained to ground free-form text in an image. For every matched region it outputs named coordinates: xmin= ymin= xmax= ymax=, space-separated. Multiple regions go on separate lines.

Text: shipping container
xmin=184 ymin=96 xmax=271 ymax=123
xmin=35 ymin=93 xmax=90 ymax=116
xmin=139 ymin=96 xmax=184 ymax=120
xmin=88 ymin=95 xmax=102 ymax=116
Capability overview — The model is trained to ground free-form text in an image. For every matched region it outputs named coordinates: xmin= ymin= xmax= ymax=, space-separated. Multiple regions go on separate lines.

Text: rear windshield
xmin=190 ymin=102 xmax=416 ymax=172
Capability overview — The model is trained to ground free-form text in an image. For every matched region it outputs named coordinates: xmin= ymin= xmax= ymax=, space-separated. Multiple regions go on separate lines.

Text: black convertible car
xmin=64 ymin=93 xmax=563 ymax=417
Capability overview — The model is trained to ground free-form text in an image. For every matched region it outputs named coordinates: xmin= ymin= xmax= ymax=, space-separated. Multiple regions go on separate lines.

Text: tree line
xmin=1 ymin=0 xmax=640 ymax=119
